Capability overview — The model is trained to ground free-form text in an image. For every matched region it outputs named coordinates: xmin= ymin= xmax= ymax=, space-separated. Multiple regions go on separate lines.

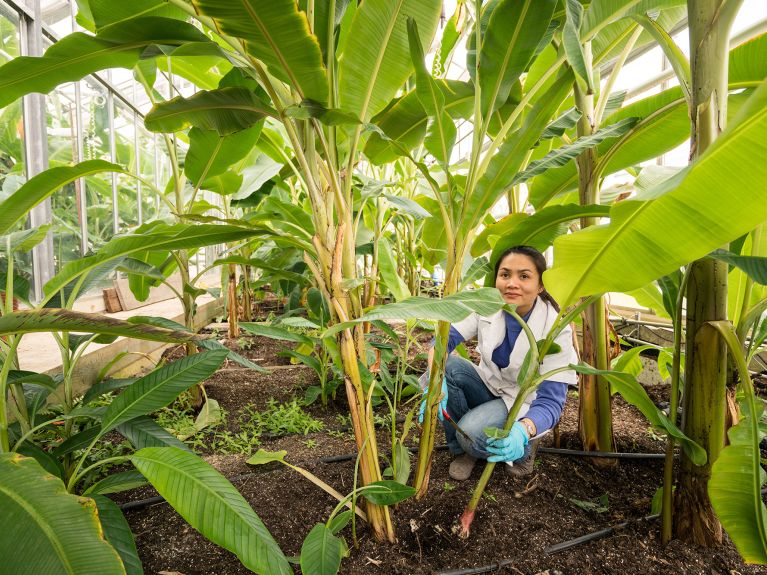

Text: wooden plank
xmin=102 ymin=288 xmax=122 ymax=313
xmin=113 ymin=273 xmax=183 ymax=311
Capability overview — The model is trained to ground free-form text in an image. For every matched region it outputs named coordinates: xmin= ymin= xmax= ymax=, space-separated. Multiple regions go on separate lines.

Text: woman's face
xmin=495 ymin=253 xmax=543 ymax=316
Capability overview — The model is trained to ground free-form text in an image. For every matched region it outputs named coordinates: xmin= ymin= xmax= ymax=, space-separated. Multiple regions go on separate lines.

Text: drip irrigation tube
xmin=544 ymin=514 xmax=659 ymax=555
xmin=539 ymin=447 xmax=665 ymax=460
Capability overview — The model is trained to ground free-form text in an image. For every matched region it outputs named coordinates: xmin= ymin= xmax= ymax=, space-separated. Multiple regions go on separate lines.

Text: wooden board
xmin=113 ymin=273 xmax=183 ymax=311
xmin=102 ymin=288 xmax=122 ymax=313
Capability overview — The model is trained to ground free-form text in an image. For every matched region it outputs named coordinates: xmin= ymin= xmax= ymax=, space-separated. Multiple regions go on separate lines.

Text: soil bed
xmin=121 ymin=339 xmax=766 ymax=575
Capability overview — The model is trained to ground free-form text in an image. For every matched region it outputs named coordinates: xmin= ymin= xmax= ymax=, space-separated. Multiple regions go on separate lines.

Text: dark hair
xmin=494 ymin=245 xmax=560 ymax=311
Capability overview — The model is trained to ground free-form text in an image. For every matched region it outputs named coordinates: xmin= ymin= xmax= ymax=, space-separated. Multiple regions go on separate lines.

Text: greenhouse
xmin=2 ymin=0 xmax=767 ymax=573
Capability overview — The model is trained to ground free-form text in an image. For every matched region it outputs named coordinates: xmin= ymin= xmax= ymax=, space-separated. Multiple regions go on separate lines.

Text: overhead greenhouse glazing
xmin=1 ymin=1 xmax=767 ymax=573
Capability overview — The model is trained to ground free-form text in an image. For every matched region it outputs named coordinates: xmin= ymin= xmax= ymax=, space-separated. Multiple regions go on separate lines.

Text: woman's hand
xmin=418 ymin=376 xmax=448 ymax=423
xmin=486 ymin=421 xmax=529 ymax=462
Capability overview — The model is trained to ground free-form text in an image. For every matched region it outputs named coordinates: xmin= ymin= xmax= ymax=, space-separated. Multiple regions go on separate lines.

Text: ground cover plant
xmin=1 ymin=0 xmax=767 ymax=573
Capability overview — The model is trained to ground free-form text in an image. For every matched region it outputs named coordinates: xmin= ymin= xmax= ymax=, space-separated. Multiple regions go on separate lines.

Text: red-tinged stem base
xmin=458 ymin=508 xmax=475 ymax=539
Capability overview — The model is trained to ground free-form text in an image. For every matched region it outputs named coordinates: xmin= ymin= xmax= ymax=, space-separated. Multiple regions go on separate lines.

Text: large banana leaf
xmin=0 ymin=308 xmax=201 ymax=343
xmin=0 ymin=453 xmax=126 ymax=575
xmin=100 ymin=350 xmax=228 ymax=434
xmin=338 ymin=0 xmax=442 ymax=122
xmin=407 ymin=19 xmax=455 ymax=164
xmin=87 ymin=0 xmax=186 ymax=31
xmin=480 ymin=0 xmax=556 ymax=116
xmin=546 ymin=79 xmax=767 ymax=307
xmin=0 ymin=17 xmax=213 ymax=109
xmin=144 ymin=88 xmax=276 ymax=135
xmin=131 ymin=446 xmax=292 ymax=575
xmin=582 ymin=0 xmax=685 ymax=42
xmin=377 ymin=237 xmax=410 ymax=302
xmin=116 ymin=415 xmax=192 ymax=451
xmin=300 ymin=524 xmax=345 ymax=575
xmin=324 ymin=287 xmax=507 ymax=338
xmin=43 ymin=223 xmax=262 ymax=300
xmin=529 ymin=32 xmax=767 ymax=207
xmin=708 ymin=321 xmax=767 ymax=564
xmin=462 ymin=70 xmax=573 ymax=238
xmin=365 ymin=80 xmax=474 ymax=164
xmin=298 ymin=0 xmax=352 ymax=63
xmin=92 ymin=495 xmax=143 ymax=575
xmin=570 ymin=364 xmax=706 ymax=465
xmin=184 ymin=125 xmax=263 ymax=186
xmin=0 ymin=160 xmax=124 ymax=234
xmin=475 ymin=204 xmax=612 ymax=269
xmin=191 ymin=0 xmax=327 ymax=104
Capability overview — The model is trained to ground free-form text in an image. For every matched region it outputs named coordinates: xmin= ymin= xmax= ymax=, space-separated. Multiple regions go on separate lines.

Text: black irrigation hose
xmin=543 ymin=514 xmax=660 ymax=555
xmin=539 ymin=447 xmax=666 ymax=460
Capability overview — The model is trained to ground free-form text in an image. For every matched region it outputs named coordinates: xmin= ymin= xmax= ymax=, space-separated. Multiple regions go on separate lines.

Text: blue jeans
xmin=443 ymin=355 xmax=531 ymax=464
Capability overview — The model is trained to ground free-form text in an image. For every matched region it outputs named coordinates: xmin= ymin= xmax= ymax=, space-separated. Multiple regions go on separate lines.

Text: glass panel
xmin=81 ymin=76 xmax=114 ymax=251
xmin=0 ymin=3 xmax=33 ymax=296
xmin=40 ymin=0 xmax=73 ymax=38
xmin=137 ymin=125 xmax=157 ymax=222
xmin=47 ymin=79 xmax=82 ymax=270
xmin=113 ymin=99 xmax=138 ymax=232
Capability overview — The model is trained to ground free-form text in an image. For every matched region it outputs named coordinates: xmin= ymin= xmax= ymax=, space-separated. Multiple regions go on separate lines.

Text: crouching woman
xmin=423 ymin=245 xmax=578 ymax=480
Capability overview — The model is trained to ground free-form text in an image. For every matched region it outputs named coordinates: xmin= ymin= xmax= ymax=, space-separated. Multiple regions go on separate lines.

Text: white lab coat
xmin=451 ymin=297 xmax=578 ymax=419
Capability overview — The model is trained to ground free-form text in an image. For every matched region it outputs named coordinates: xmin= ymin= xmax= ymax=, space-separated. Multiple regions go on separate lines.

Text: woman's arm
xmin=521 ymin=379 xmax=568 ymax=436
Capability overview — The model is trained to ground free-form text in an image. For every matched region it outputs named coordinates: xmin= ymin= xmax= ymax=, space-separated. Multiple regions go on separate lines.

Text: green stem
xmin=661 ymin=266 xmax=691 ymax=544
xmin=68 ymin=455 xmax=131 ymax=493
xmin=12 ymin=417 xmax=67 ymax=452
xmin=0 ymin=335 xmax=22 ymax=452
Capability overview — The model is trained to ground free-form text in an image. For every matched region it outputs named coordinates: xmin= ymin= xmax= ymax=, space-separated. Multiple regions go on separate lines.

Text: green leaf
xmin=570 ymin=363 xmax=706 ymax=465
xmin=51 ymin=425 xmax=102 ymax=457
xmin=300 ymin=524 xmax=345 ymax=575
xmin=131 ymin=447 xmax=292 ymax=575
xmin=83 ymin=470 xmax=148 ymax=496
xmin=377 ymin=238 xmax=410 ymax=303
xmin=44 ymin=223 xmax=261 ymax=300
xmin=709 ymin=249 xmax=767 ymax=285
xmin=360 ymin=480 xmax=415 ymax=505
xmin=192 ymin=0 xmax=327 ymax=104
xmin=563 ymin=0 xmax=593 ymax=92
xmin=88 ymin=0 xmax=186 ymax=30
xmin=196 ymin=337 xmax=269 ymax=373
xmin=0 ymin=224 xmax=51 ymax=253
xmin=466 ymin=70 xmax=573 ymax=238
xmin=407 ymin=18 xmax=455 ymax=164
xmin=323 ymin=288 xmax=506 ymax=338
xmin=483 ymin=426 xmax=510 ymax=440
xmin=540 ymin=107 xmax=582 ymax=141
xmin=546 ymin=80 xmax=767 ymax=307
xmin=511 ymin=117 xmax=640 ymax=186
xmin=101 ymin=351 xmax=227 ymax=434
xmin=338 ymin=0 xmax=442 ymax=122
xmin=480 ymin=0 xmax=557 ymax=115
xmin=145 ymin=88 xmax=275 ymax=135
xmin=246 ymin=449 xmax=288 ymax=466
xmin=115 ymin=415 xmax=192 ymax=452
xmin=91 ymin=495 xmax=144 ymax=575
xmin=0 ymin=17 xmax=213 ymax=109
xmin=0 ymin=453 xmax=126 ymax=575
xmin=611 ymin=344 xmax=657 ymax=377
xmin=240 ymin=323 xmax=314 ymax=345
xmin=365 ymin=80 xmax=473 ymax=164
xmin=708 ymin=320 xmax=767 ymax=564
xmin=0 ymin=308 xmax=202 ymax=343
xmin=185 ymin=125 xmax=263 ymax=186
xmin=384 ymin=194 xmax=432 ymax=220
xmin=475 ymin=204 xmax=611 ymax=265
xmin=0 ymin=161 xmax=124 ymax=234
xmin=328 ymin=510 xmax=352 ymax=535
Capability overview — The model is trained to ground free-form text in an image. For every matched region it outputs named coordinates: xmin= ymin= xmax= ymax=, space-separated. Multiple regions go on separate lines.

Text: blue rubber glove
xmin=418 ymin=376 xmax=448 ymax=423
xmin=486 ymin=421 xmax=529 ymax=463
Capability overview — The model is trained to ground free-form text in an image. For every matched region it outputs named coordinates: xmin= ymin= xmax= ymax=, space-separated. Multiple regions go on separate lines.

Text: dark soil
xmin=121 ymin=336 xmax=767 ymax=575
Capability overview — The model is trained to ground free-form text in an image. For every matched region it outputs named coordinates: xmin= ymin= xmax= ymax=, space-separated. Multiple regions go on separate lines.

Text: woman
xmin=422 ymin=245 xmax=578 ymax=481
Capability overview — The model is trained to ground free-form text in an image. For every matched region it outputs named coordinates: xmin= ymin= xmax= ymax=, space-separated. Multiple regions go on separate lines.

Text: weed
xmin=304 ymin=439 xmax=319 ymax=449
xmin=236 ymin=338 xmax=254 ymax=351
xmin=241 ymin=398 xmax=324 ymax=435
xmin=482 ymin=491 xmax=498 ymax=503
xmin=443 ymin=482 xmax=455 ymax=492
xmin=646 ymin=426 xmax=666 ymax=442
xmin=570 ymin=493 xmax=609 ymax=514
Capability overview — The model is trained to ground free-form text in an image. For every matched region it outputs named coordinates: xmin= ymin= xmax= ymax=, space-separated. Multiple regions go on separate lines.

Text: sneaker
xmin=449 ymin=453 xmax=478 ymax=481
xmin=505 ymin=436 xmax=541 ymax=478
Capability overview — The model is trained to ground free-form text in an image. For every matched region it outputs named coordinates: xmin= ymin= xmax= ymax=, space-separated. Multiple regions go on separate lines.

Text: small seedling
xmin=482 ymin=491 xmax=498 ymax=503
xmin=237 ymin=337 xmax=254 ymax=351
xmin=304 ymin=439 xmax=319 ymax=449
xmin=443 ymin=482 xmax=455 ymax=492
xmin=569 ymin=493 xmax=609 ymax=514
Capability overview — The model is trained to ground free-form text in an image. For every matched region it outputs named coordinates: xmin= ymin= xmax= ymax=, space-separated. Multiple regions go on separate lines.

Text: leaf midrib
xmin=485 ymin=0 xmax=532 ymax=112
